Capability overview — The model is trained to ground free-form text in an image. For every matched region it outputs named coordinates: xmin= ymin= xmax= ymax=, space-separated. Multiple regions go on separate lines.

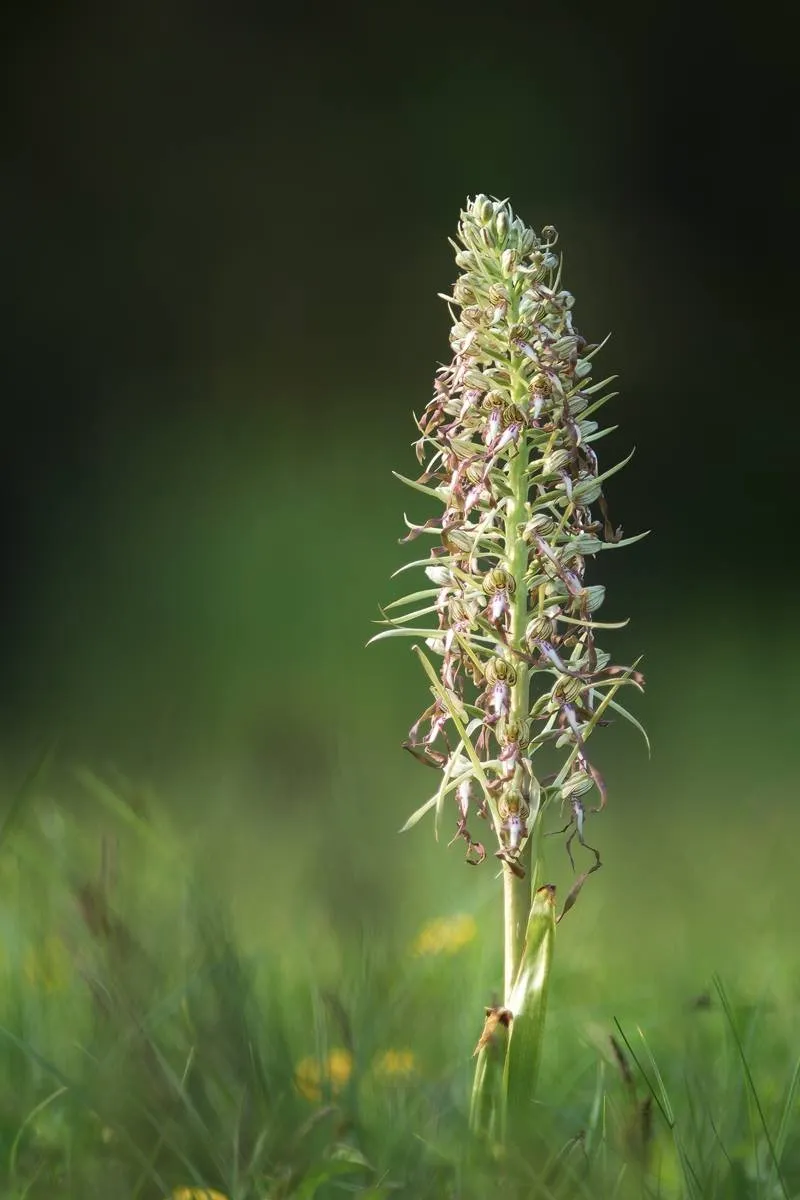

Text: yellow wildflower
xmin=172 ymin=1190 xmax=229 ymax=1200
xmin=412 ymin=913 xmax=477 ymax=956
xmin=373 ymin=1048 xmax=416 ymax=1081
xmin=294 ymin=1047 xmax=353 ymax=1103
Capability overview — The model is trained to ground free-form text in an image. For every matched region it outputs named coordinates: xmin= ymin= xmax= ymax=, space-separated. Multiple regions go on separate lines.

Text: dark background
xmin=2 ymin=2 xmax=798 ymax=974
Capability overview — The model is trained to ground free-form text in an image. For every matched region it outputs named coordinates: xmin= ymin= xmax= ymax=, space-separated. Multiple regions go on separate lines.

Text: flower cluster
xmin=375 ymin=196 xmax=644 ymax=878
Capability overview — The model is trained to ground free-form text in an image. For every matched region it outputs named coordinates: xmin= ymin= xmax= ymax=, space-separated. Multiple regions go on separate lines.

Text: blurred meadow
xmin=6 ymin=406 xmax=800 ymax=996
xmin=2 ymin=2 xmax=799 ymax=1195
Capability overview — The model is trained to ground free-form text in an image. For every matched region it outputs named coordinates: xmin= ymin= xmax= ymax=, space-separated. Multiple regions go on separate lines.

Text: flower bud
xmin=540 ymin=449 xmax=571 ymax=476
xmin=454 ymin=277 xmax=477 ymax=305
xmin=446 ymin=528 xmax=477 ymax=552
xmin=553 ymin=335 xmax=581 ymax=359
xmin=524 ymin=513 xmax=556 ymax=537
xmin=561 ymin=771 xmax=594 ymax=799
xmin=425 ymin=564 xmax=455 ymax=585
xmin=519 ymin=227 xmax=537 ymax=255
xmin=472 ymin=195 xmax=493 ymax=226
xmin=510 ymin=216 xmax=531 ymax=249
xmin=526 ymin=614 xmax=557 ymax=645
xmin=573 ymin=584 xmax=605 ymax=613
xmin=501 ymin=249 xmax=518 ymax=277
xmin=567 ymin=533 xmax=603 ymax=556
xmin=571 ymin=475 xmax=602 ymax=505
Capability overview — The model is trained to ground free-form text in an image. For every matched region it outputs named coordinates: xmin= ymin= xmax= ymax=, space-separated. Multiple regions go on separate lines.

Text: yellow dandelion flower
xmin=294 ymin=1047 xmax=353 ymax=1103
xmin=411 ymin=913 xmax=477 ymax=956
xmin=172 ymin=1190 xmax=229 ymax=1200
xmin=373 ymin=1048 xmax=416 ymax=1081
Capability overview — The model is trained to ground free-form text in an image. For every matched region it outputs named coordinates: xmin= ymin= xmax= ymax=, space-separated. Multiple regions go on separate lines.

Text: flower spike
xmin=375 ymin=194 xmax=645 ymax=883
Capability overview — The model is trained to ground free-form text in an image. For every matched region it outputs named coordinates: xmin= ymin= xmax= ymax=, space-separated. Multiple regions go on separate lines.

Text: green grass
xmin=0 ymin=762 xmax=799 ymax=1199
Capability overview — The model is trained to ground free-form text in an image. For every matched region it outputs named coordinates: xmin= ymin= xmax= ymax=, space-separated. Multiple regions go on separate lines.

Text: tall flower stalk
xmin=371 ymin=195 xmax=645 ymax=1142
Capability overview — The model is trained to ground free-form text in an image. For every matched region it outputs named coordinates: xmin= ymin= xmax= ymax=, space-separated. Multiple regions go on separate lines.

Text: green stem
xmin=503 ymin=844 xmax=531 ymax=1002
xmin=502 ymin=360 xmax=533 ymax=1002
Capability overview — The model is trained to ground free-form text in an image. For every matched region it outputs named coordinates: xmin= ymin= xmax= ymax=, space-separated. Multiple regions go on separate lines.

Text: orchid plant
xmin=371 ymin=195 xmax=646 ymax=1146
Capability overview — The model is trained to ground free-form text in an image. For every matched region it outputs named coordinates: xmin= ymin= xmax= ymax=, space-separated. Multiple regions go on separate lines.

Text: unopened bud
xmin=526 ymin=614 xmax=557 ymax=644
xmin=454 ymin=277 xmax=477 ymax=305
xmin=571 ymin=476 xmax=602 ymax=505
xmin=472 ymin=195 xmax=493 ymax=225
xmin=561 ymin=771 xmax=594 ymax=799
xmin=501 ymin=249 xmax=518 ymax=277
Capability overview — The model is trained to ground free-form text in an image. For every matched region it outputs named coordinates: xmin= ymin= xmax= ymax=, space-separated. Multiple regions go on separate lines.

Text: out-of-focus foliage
xmin=0 ymin=768 xmax=799 ymax=1198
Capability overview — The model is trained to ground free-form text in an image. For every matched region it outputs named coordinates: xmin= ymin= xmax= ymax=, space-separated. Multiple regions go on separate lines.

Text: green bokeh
xmin=5 ymin=389 xmax=798 ymax=1007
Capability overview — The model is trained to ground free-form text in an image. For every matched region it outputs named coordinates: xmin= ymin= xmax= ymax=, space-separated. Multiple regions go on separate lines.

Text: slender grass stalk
xmin=372 ymin=194 xmax=645 ymax=1146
